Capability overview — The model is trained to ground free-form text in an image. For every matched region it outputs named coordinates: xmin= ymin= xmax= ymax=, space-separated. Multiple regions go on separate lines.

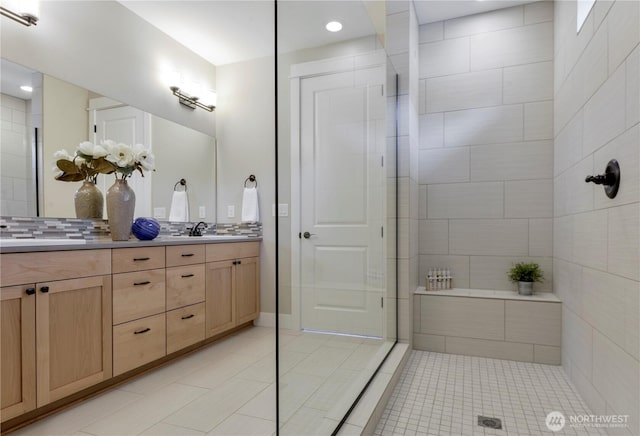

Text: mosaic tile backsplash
xmin=0 ymin=216 xmax=262 ymax=240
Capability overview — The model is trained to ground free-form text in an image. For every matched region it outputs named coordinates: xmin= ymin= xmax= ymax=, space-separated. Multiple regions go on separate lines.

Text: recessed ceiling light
xmin=20 ymin=85 xmax=33 ymax=92
xmin=326 ymin=21 xmax=342 ymax=32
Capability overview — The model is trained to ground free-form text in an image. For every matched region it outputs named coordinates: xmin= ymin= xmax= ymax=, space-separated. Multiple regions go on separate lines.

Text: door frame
xmin=289 ymin=51 xmax=386 ymax=332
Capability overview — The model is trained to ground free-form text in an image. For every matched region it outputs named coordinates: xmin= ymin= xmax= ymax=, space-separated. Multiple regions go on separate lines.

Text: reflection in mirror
xmin=276 ymin=1 xmax=397 ymax=433
xmin=0 ymin=59 xmax=216 ymax=221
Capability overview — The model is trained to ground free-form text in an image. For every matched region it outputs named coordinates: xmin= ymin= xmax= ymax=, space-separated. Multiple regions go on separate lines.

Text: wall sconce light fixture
xmin=1 ymin=0 xmax=39 ymax=26
xmin=170 ymin=86 xmax=216 ymax=112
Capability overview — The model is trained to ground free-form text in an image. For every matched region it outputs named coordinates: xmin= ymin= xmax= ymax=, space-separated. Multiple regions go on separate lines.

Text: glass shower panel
xmin=276 ymin=1 xmax=397 ymax=433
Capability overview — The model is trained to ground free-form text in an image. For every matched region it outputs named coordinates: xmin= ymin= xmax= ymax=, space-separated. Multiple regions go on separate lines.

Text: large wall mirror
xmin=0 ymin=58 xmax=216 ymax=221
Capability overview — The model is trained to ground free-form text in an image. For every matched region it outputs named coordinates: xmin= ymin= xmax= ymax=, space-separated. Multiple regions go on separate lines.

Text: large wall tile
xmin=534 ymin=345 xmax=561 ymax=365
xmin=607 ymin=0 xmax=640 ymax=73
xmin=470 ymin=22 xmax=553 ymax=70
xmin=553 ymin=258 xmax=583 ymax=316
xmin=506 ymin=301 xmax=561 ymax=346
xmin=444 ymin=105 xmax=523 ymax=147
xmin=524 ymin=101 xmax=554 ymax=141
xmin=554 ymin=110 xmax=583 ymax=176
xmin=583 ymin=267 xmax=639 ymax=360
xmin=524 ymin=1 xmax=554 ymax=25
xmin=564 ymin=156 xmax=595 ymax=215
xmin=529 ymin=218 xmax=553 ymax=257
xmin=450 ymin=219 xmax=529 ymax=256
xmin=386 ymin=11 xmax=410 ymax=56
xmin=419 ymin=255 xmax=470 ymax=289
xmin=608 ymin=203 xmax=640 ymax=281
xmin=418 ymin=219 xmax=448 ymax=255
xmin=427 ymin=182 xmax=503 ymax=219
xmin=469 ymin=255 xmax=552 ymax=292
xmin=553 ymin=216 xmax=574 ymax=262
xmin=418 ymin=22 xmax=443 ymax=43
xmin=444 ymin=5 xmax=523 ymax=39
xmin=627 ymin=46 xmax=639 ymax=128
xmin=573 ymin=209 xmax=608 ymax=271
xmin=419 ymin=38 xmax=469 ymax=79
xmin=583 ymin=64 xmax=627 ymax=156
xmin=470 ymin=141 xmax=553 ymax=181
xmin=413 ymin=333 xmax=445 ymax=352
xmin=593 ymin=331 xmax=640 ymax=435
xmin=562 ymin=306 xmax=593 ymax=379
xmin=419 ymin=147 xmax=469 ymax=184
xmin=419 ymin=113 xmax=443 ymax=149
xmin=577 ymin=21 xmax=608 ymax=105
xmin=505 ymin=180 xmax=553 ymax=218
xmin=594 ymin=125 xmax=639 ymax=209
xmin=425 ymin=69 xmax=502 ymax=113
xmin=445 ymin=337 xmax=533 ymax=362
xmin=420 ymin=295 xmax=504 ymax=340
xmin=503 ymin=61 xmax=553 ymax=104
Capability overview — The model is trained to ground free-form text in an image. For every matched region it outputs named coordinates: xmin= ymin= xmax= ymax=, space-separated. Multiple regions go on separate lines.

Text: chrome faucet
xmin=188 ymin=222 xmax=208 ymax=236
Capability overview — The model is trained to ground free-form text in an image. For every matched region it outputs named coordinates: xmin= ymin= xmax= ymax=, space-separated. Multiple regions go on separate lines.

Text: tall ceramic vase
xmin=74 ymin=180 xmax=103 ymax=219
xmin=106 ymin=179 xmax=135 ymax=241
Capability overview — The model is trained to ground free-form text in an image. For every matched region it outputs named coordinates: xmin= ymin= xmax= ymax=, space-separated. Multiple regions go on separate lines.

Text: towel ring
xmin=244 ymin=174 xmax=257 ymax=188
xmin=174 ymin=178 xmax=187 ymax=192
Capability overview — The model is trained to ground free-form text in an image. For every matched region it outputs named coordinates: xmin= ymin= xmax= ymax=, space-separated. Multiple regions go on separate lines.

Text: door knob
xmin=303 ymin=231 xmax=315 ymax=239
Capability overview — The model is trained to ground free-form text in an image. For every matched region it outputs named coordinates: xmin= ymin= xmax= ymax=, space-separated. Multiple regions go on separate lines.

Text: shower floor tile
xmin=374 ymin=350 xmax=608 ymax=436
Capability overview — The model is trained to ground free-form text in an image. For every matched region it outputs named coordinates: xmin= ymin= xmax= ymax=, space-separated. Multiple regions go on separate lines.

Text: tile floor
xmin=374 ymin=350 xmax=607 ymax=436
xmin=12 ymin=326 xmax=390 ymax=436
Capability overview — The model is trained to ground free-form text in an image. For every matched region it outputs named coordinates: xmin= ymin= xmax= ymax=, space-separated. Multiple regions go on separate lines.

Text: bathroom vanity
xmin=0 ymin=238 xmax=260 ymax=428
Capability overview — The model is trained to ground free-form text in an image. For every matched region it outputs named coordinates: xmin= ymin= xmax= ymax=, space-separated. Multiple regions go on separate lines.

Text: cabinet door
xmin=36 ymin=276 xmax=112 ymax=407
xmin=1 ymin=285 xmax=36 ymax=422
xmin=235 ymin=257 xmax=260 ymax=325
xmin=205 ymin=260 xmax=235 ymax=337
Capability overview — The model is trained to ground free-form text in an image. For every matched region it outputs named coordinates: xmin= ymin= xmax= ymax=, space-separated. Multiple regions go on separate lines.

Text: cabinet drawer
xmin=166 ymin=265 xmax=205 ymax=311
xmin=166 ymin=245 xmax=205 ymax=267
xmin=0 ymin=250 xmax=111 ymax=287
xmin=166 ymin=303 xmax=205 ymax=354
xmin=113 ymin=313 xmax=165 ymax=376
xmin=205 ymin=241 xmax=260 ymax=262
xmin=113 ymin=269 xmax=165 ymax=325
xmin=112 ymin=247 xmax=165 ymax=273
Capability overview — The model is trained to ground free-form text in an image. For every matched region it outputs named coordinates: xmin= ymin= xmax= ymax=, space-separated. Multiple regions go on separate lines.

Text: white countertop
xmin=414 ymin=286 xmax=561 ymax=303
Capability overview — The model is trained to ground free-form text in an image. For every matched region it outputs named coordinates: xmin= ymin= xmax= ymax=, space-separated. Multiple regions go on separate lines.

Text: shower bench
xmin=413 ymin=287 xmax=561 ymax=365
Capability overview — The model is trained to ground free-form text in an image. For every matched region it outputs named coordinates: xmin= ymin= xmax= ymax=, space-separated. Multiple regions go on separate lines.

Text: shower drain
xmin=477 ymin=416 xmax=503 ymax=430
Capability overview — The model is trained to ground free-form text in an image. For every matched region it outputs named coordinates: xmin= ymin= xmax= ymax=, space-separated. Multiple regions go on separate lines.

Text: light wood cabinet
xmin=35 ymin=275 xmax=112 ymax=407
xmin=235 ymin=257 xmax=260 ymax=325
xmin=166 ymin=264 xmax=205 ymax=311
xmin=205 ymin=242 xmax=260 ymax=338
xmin=205 ymin=260 xmax=235 ymax=337
xmin=167 ymin=303 xmax=205 ymax=354
xmin=112 ymin=269 xmax=166 ymax=325
xmin=1 ymin=285 xmax=36 ymax=422
xmin=113 ymin=313 xmax=166 ymax=376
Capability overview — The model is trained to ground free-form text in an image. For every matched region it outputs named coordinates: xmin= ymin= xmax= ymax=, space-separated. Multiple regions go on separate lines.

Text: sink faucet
xmin=188 ymin=222 xmax=208 ymax=237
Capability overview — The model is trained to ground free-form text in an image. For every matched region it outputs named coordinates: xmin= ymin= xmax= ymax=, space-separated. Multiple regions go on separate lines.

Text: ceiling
xmin=119 ymin=0 xmax=542 ymax=66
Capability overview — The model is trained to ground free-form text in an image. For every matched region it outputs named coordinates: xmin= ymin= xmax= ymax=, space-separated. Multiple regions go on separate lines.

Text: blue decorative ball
xmin=132 ymin=217 xmax=160 ymax=241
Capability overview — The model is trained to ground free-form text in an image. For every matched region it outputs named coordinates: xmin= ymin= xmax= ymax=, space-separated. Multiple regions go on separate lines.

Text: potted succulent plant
xmin=508 ymin=262 xmax=544 ymax=295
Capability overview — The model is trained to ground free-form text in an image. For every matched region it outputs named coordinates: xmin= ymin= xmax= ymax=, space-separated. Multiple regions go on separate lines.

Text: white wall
xmin=1 ymin=1 xmax=216 ymax=137
xmin=42 ymin=75 xmax=89 ymax=218
xmin=417 ymin=2 xmax=555 ymax=293
xmin=554 ymin=0 xmax=639 ymax=434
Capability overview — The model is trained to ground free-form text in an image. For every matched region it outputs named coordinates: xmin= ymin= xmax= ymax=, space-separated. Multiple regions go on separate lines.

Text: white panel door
xmin=94 ymin=106 xmax=151 ymax=218
xmin=300 ymin=67 xmax=385 ymax=337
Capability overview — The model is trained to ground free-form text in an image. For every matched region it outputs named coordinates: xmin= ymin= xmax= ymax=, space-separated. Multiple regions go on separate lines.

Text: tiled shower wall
xmin=553 ymin=0 xmax=639 ymax=434
xmin=1 ymin=94 xmax=35 ymax=217
xmin=387 ymin=0 xmax=420 ymax=343
xmin=417 ymin=2 xmax=554 ymax=292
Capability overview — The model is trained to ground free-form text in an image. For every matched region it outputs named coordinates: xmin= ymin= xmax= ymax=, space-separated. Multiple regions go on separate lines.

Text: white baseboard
xmin=255 ymin=312 xmax=297 ymax=330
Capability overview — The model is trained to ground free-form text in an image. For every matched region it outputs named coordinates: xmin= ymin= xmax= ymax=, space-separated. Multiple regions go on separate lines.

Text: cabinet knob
xmin=40 ymin=286 xmax=49 ymax=293
xmin=25 ymin=287 xmax=36 ymax=296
